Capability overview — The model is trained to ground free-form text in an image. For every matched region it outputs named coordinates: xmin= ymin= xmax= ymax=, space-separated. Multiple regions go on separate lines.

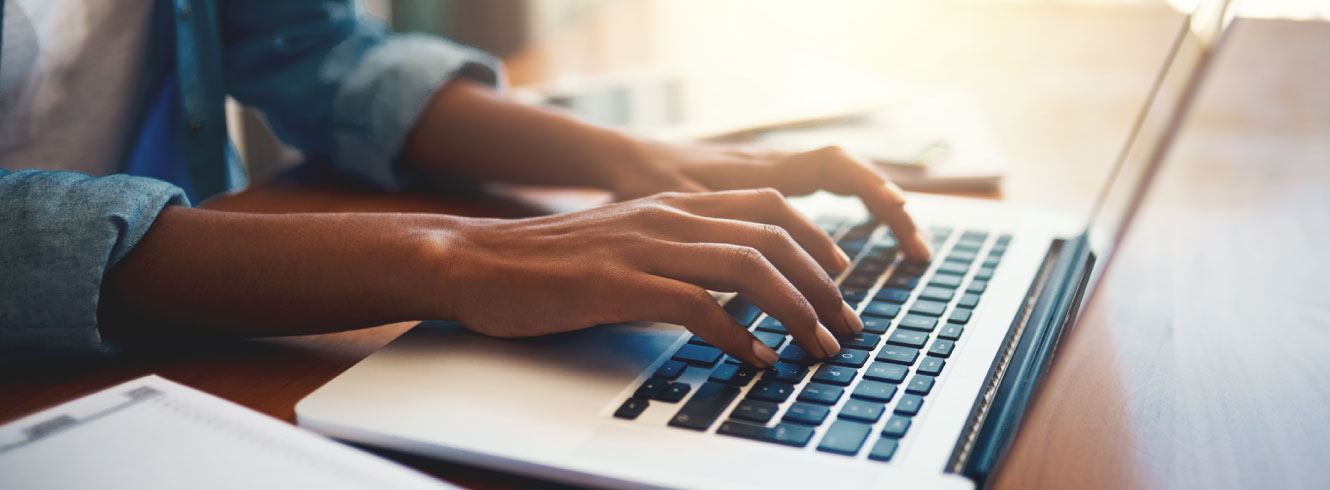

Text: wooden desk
xmin=4 ymin=3 xmax=1329 ymax=489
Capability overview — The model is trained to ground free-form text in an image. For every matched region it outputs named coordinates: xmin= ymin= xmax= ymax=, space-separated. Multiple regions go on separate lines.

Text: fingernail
xmin=834 ymin=247 xmax=852 ymax=271
xmin=815 ymin=325 xmax=841 ymax=358
xmin=751 ymin=339 xmax=779 ymax=368
xmin=914 ymin=231 xmax=934 ymax=261
xmin=841 ymin=302 xmax=863 ymax=334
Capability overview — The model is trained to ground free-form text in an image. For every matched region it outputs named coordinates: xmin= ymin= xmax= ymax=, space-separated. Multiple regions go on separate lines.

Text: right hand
xmin=427 ymin=189 xmax=865 ymax=367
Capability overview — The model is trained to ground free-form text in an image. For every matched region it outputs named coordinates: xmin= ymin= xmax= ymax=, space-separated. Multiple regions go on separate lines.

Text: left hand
xmin=608 ymin=140 xmax=932 ymax=261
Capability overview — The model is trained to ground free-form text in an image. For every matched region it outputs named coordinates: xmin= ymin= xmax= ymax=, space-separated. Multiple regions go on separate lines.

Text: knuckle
xmin=726 ymin=245 xmax=766 ymax=272
xmin=752 ymin=187 xmax=784 ymax=203
xmin=675 ymin=286 xmax=717 ymax=313
xmin=757 ymin=223 xmax=793 ymax=247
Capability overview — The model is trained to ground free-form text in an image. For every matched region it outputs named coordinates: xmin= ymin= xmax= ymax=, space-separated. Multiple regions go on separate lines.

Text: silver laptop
xmin=296 ymin=2 xmax=1236 ymax=488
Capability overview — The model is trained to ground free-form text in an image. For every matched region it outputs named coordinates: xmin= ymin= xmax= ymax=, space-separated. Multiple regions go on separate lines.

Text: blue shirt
xmin=0 ymin=0 xmax=502 ymax=360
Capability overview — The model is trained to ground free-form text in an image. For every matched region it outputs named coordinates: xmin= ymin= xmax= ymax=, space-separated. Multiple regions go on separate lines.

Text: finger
xmin=631 ymin=241 xmax=844 ymax=358
xmin=623 ymin=274 xmax=780 ymax=367
xmin=637 ymin=209 xmax=861 ymax=339
xmin=657 ymin=189 xmax=851 ymax=273
xmin=854 ymin=175 xmax=932 ymax=262
xmin=799 ymin=147 xmax=931 ymax=261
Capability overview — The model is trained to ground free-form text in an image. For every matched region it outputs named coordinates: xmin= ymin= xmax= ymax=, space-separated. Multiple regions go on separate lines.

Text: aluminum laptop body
xmin=296 ymin=3 xmax=1236 ymax=488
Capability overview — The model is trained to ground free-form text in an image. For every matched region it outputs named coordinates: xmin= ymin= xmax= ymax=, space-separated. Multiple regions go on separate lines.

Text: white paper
xmin=0 ymin=375 xmax=455 ymax=490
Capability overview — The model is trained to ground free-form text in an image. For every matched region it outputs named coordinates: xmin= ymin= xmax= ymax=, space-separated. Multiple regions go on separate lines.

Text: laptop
xmin=296 ymin=2 xmax=1236 ymax=488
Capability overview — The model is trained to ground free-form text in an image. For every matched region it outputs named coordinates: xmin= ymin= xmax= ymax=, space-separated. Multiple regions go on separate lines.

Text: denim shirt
xmin=0 ymin=0 xmax=502 ymax=360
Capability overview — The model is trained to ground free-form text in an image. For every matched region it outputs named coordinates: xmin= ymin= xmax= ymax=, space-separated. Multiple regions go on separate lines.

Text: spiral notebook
xmin=0 ymin=375 xmax=454 ymax=490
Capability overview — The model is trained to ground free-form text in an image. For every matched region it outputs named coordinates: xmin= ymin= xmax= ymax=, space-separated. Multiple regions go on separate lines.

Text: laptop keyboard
xmin=613 ymin=219 xmax=1011 ymax=462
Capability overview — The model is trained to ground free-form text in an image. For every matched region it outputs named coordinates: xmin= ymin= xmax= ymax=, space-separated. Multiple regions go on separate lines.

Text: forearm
xmin=97 ymin=207 xmax=464 ymax=341
xmin=403 ymin=80 xmax=674 ymax=194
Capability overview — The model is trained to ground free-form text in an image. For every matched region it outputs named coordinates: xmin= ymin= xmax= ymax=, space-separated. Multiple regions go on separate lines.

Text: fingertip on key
xmin=751 ymin=339 xmax=780 ymax=368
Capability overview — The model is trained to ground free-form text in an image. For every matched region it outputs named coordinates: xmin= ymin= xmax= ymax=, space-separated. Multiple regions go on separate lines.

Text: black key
xmin=946 ymin=250 xmax=978 ymax=263
xmin=867 ymin=438 xmax=900 ymax=462
xmin=862 ymin=302 xmax=901 ymax=319
xmin=928 ymin=339 xmax=956 ymax=358
xmin=838 ymin=399 xmax=885 ymax=423
xmin=898 ymin=314 xmax=938 ymax=332
xmin=864 ymin=362 xmax=909 ymax=383
xmin=881 ymin=415 xmax=912 ymax=438
xmin=709 ymin=363 xmax=759 ymax=386
xmin=876 ymin=345 xmax=920 ymax=365
xmin=996 ymin=233 xmax=1012 ymax=245
xmin=948 ymin=308 xmax=973 ymax=325
xmin=841 ymin=288 xmax=868 ymax=303
xmin=783 ymin=402 xmax=831 ymax=425
xmin=653 ymin=360 xmax=686 ymax=380
xmin=769 ymin=423 xmax=817 ymax=447
xmin=672 ymin=344 xmax=723 ymax=366
xmin=818 ymin=420 xmax=873 ymax=455
xmin=657 ymin=382 xmax=692 ymax=403
xmin=952 ymin=240 xmax=984 ymax=252
xmin=778 ymin=344 xmax=816 ymax=365
xmin=862 ymin=245 xmax=897 ymax=263
xmin=897 ymin=260 xmax=928 ymax=275
xmin=839 ymin=239 xmax=867 ymax=257
xmin=918 ymin=286 xmax=955 ymax=302
xmin=812 ymin=364 xmax=858 ymax=386
xmin=722 ymin=295 xmax=762 ymax=327
xmin=748 ymin=380 xmax=796 ymax=403
xmin=843 ymin=332 xmax=882 ymax=350
xmin=717 ymin=421 xmax=816 ymax=448
xmin=635 ymin=378 xmax=669 ymax=399
xmin=895 ymin=394 xmax=924 ymax=416
xmin=687 ymin=335 xmax=711 ymax=346
xmin=917 ymin=357 xmax=945 ymax=376
xmin=975 ymin=267 xmax=996 ymax=280
xmin=874 ymin=288 xmax=911 ymax=304
xmin=983 ymin=256 xmax=1002 ymax=268
xmin=614 ymin=398 xmax=649 ymax=420
xmin=753 ymin=331 xmax=787 ymax=350
xmin=928 ymin=274 xmax=963 ymax=288
xmin=861 ymin=316 xmax=892 ymax=334
xmin=938 ymin=324 xmax=964 ymax=340
xmin=755 ymin=317 xmax=787 ymax=334
xmin=909 ymin=300 xmax=949 ymax=317
xmin=765 ymin=362 xmax=809 ymax=384
xmin=966 ymin=280 xmax=988 ymax=294
xmin=906 ymin=375 xmax=936 ymax=395
xmin=960 ymin=230 xmax=989 ymax=242
xmin=841 ymin=273 xmax=879 ymax=290
xmin=887 ymin=330 xmax=929 ymax=349
xmin=723 ymin=355 xmax=743 ymax=365
xmin=958 ymin=293 xmax=981 ymax=308
xmin=730 ymin=399 xmax=779 ymax=423
xmin=936 ymin=261 xmax=969 ymax=276
xmin=669 ymin=382 xmax=739 ymax=430
xmin=851 ymin=380 xmax=898 ymax=403
xmin=829 ymin=348 xmax=870 ymax=368
xmin=885 ymin=275 xmax=919 ymax=289
xmin=797 ymin=382 xmax=845 ymax=405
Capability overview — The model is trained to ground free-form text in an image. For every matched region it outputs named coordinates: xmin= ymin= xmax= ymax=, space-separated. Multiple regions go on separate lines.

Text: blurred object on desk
xmin=516 ymin=70 xmax=1006 ymax=192
xmin=745 ymin=87 xmax=1007 ymax=192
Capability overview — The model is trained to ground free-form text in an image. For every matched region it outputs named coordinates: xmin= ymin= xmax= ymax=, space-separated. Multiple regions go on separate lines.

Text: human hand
xmin=608 ymin=141 xmax=932 ymax=262
xmin=431 ymin=189 xmax=866 ymax=367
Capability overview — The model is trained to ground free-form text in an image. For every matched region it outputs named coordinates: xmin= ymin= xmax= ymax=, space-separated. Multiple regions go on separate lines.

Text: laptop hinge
xmin=945 ymin=232 xmax=1095 ymax=486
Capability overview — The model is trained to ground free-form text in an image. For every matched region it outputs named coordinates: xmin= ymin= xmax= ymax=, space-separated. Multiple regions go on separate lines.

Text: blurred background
xmin=231 ymin=0 xmax=1330 ymax=215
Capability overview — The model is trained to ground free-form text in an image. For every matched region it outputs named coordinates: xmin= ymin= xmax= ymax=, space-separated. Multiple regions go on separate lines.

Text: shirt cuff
xmin=0 ymin=170 xmax=188 ymax=361
xmin=331 ymin=34 xmax=505 ymax=190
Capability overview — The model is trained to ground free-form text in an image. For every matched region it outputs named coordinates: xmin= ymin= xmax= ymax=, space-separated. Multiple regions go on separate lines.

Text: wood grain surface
xmin=3 ymin=2 xmax=1328 ymax=489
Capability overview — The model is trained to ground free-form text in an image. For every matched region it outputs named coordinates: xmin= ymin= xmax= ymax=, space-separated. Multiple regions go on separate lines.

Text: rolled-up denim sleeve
xmin=0 ymin=169 xmax=188 ymax=361
xmin=222 ymin=0 xmax=503 ymax=189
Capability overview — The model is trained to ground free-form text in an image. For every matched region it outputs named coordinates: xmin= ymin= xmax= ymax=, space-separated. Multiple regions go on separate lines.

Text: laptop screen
xmin=1083 ymin=0 xmax=1238 ymax=289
